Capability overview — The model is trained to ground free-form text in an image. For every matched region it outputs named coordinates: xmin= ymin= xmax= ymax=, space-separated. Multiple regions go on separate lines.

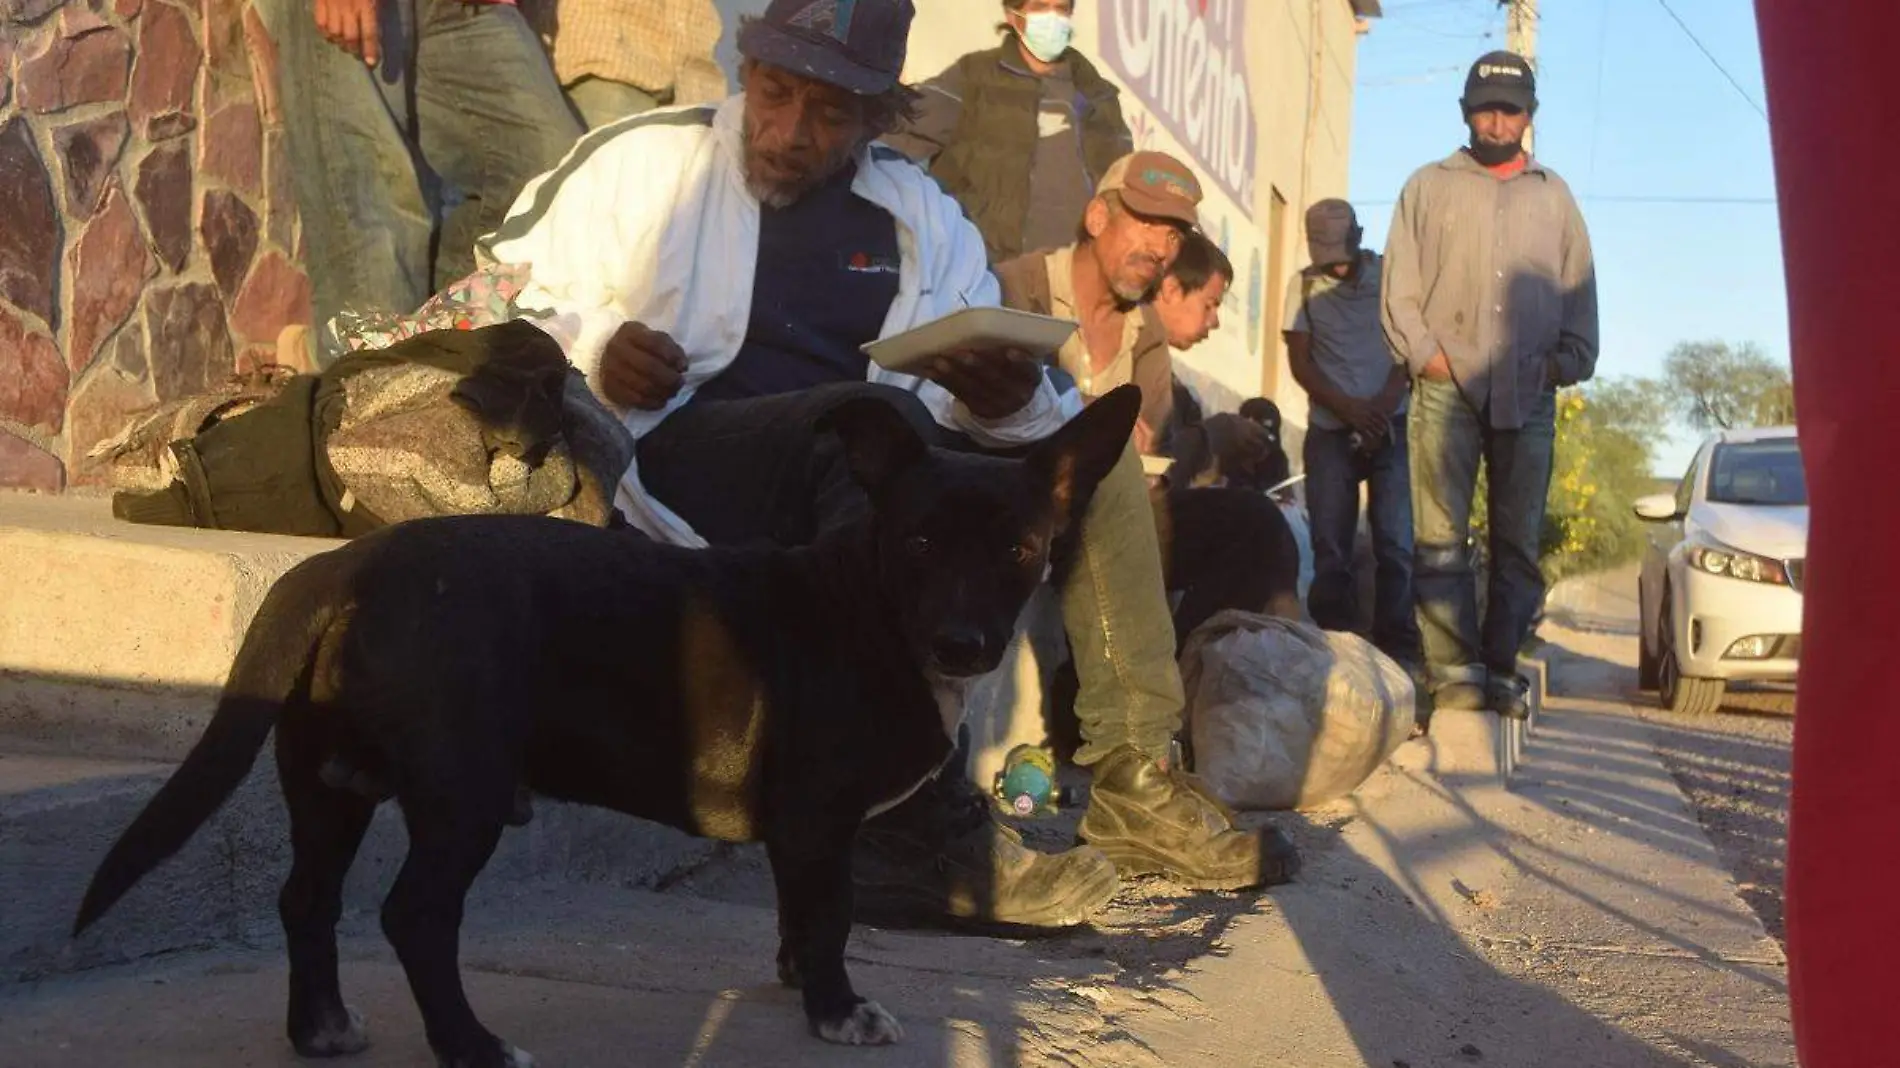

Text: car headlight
xmin=1687 ymin=541 xmax=1790 ymax=586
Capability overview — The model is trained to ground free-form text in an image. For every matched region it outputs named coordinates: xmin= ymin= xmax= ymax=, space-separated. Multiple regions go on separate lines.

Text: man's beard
xmin=1468 ymin=137 xmax=1523 ymax=167
xmin=745 ymin=160 xmax=821 ymax=209
xmin=1110 ymin=254 xmax=1165 ymax=304
xmin=743 ymin=130 xmax=859 ymax=208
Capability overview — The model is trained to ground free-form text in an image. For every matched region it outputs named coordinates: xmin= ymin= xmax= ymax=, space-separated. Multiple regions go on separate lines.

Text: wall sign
xmin=1099 ymin=0 xmax=1258 ymax=212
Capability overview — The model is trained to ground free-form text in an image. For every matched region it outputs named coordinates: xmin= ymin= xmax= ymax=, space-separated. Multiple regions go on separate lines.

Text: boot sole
xmin=1433 ymin=689 xmax=1488 ymax=712
xmin=854 ymin=859 xmax=1121 ymax=933
xmin=1082 ymin=834 xmax=1286 ymax=892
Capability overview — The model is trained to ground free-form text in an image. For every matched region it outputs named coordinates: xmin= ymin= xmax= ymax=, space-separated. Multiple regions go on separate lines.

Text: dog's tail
xmin=73 ymin=555 xmax=349 ymax=935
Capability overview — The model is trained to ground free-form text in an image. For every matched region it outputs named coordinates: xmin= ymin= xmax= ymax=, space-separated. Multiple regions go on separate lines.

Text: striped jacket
xmin=478 ymin=97 xmax=1079 ymax=546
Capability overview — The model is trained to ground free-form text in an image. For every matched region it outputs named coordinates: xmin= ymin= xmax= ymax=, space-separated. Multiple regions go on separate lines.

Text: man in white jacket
xmin=480 ymin=0 xmax=1299 ymax=931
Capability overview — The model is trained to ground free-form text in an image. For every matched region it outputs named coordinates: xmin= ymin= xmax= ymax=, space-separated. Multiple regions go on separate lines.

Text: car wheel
xmin=1637 ymin=579 xmax=1661 ymax=690
xmin=1659 ymin=614 xmax=1726 ymax=715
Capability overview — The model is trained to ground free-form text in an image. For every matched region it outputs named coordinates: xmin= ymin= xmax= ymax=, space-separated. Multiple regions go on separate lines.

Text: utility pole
xmin=1503 ymin=0 xmax=1539 ymax=152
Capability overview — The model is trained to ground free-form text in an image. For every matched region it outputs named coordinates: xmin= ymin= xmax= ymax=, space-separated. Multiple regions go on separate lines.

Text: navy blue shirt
xmin=696 ymin=163 xmax=902 ymax=402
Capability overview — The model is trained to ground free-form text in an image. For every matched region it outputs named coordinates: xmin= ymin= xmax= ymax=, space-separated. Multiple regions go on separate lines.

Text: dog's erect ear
xmin=817 ymin=397 xmax=930 ymax=499
xmin=1027 ymin=384 xmax=1140 ymax=535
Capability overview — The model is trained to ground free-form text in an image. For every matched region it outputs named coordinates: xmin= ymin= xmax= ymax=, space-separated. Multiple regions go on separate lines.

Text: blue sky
xmin=1347 ymin=0 xmax=1784 ymax=475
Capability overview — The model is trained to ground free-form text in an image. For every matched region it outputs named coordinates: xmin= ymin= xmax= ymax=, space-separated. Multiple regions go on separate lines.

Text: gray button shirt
xmin=1283 ymin=251 xmax=1404 ymax=430
xmin=1380 ymin=150 xmax=1599 ymax=429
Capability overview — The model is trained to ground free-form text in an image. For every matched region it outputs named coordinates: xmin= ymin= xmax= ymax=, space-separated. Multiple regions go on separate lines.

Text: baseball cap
xmin=1238 ymin=397 xmax=1282 ymax=442
xmin=1096 ymin=151 xmax=1203 ymax=229
xmin=737 ymin=0 xmax=915 ymax=96
xmin=1304 ymin=199 xmax=1360 ymax=268
xmin=1462 ymin=50 xmax=1536 ymax=112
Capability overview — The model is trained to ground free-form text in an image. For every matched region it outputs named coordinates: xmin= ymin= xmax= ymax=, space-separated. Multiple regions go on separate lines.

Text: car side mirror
xmin=1633 ymin=494 xmax=1680 ymax=522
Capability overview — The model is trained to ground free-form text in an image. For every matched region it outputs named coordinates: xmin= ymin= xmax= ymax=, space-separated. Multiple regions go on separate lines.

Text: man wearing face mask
xmin=883 ymin=0 xmax=1133 ymax=263
xmin=1381 ymin=51 xmax=1598 ymax=720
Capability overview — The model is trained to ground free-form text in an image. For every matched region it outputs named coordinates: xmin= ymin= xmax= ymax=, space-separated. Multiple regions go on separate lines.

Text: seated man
xmin=993 ymin=150 xmax=1194 ymax=456
xmin=480 ymin=0 xmax=1298 ymax=927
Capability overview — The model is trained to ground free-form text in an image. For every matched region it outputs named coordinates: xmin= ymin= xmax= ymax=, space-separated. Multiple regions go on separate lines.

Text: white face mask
xmin=1019 ymin=11 xmax=1074 ymax=63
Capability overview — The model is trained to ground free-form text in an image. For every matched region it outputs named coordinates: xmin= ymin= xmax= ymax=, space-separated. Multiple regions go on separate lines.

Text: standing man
xmin=540 ymin=0 xmax=728 ymax=128
xmin=1381 ymin=52 xmax=1598 ymax=718
xmin=1285 ymin=199 xmax=1419 ymax=666
xmin=255 ymin=0 xmax=582 ymax=352
xmin=884 ymin=0 xmax=1133 ymax=262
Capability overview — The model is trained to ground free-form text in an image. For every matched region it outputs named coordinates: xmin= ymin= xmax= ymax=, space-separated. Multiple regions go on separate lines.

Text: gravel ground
xmin=1634 ymin=684 xmax=1793 ymax=945
xmin=1547 ymin=567 xmax=1795 ymax=945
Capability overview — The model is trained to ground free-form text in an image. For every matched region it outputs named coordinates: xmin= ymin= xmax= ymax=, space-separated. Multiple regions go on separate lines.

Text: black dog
xmin=74 ymin=386 xmax=1141 ymax=1067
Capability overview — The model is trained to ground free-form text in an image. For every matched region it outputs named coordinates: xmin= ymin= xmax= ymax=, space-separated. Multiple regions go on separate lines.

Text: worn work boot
xmin=853 ymin=774 xmax=1119 ymax=932
xmin=1431 ymin=680 xmax=1487 ymax=712
xmin=1078 ymin=745 xmax=1301 ymax=891
xmin=1486 ymin=675 xmax=1532 ymax=721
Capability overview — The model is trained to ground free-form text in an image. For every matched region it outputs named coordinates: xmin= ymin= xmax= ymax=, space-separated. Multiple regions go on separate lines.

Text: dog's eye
xmin=1009 ymin=542 xmax=1038 ymax=565
xmin=905 ymin=535 xmax=932 ymax=557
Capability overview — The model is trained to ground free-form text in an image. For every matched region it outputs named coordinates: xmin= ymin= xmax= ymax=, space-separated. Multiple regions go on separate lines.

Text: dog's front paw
xmin=292 ymin=1005 xmax=370 ymax=1057
xmin=815 ymin=1000 xmax=903 ymax=1046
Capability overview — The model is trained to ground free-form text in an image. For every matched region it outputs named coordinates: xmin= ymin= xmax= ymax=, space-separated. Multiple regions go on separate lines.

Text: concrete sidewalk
xmin=0 ymin=494 xmax=1788 ymax=1066
xmin=0 ymin=626 xmax=1791 ymax=1067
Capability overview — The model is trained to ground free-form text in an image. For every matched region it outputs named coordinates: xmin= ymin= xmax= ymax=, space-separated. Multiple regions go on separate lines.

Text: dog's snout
xmin=929 ymin=627 xmax=993 ymax=676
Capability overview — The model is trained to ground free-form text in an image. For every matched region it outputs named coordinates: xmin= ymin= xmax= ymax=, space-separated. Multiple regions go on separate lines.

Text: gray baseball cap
xmin=737 ymin=0 xmax=915 ymax=96
xmin=1304 ymin=199 xmax=1360 ymax=268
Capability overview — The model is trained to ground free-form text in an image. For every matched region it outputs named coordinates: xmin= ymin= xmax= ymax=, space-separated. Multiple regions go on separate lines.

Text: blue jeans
xmin=254 ymin=0 xmax=581 ymax=333
xmin=1303 ymin=418 xmax=1420 ymax=662
xmin=1408 ymin=378 xmax=1557 ymax=690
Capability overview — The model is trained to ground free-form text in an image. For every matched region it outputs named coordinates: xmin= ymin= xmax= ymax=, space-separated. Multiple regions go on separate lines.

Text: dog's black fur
xmin=74 ymin=386 xmax=1142 ymax=1067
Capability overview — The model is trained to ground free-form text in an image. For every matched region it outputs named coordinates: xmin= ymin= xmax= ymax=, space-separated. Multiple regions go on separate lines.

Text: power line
xmin=1587 ymin=194 xmax=1775 ymax=204
xmin=1652 ymin=0 xmax=1768 ymax=121
xmin=1354 ymin=194 xmax=1775 ymax=207
xmin=1587 ymin=0 xmax=1612 ymax=191
xmin=1360 ymin=65 xmax=1467 ymax=88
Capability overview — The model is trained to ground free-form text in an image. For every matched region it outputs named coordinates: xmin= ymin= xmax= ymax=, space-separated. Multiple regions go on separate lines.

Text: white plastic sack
xmin=1182 ymin=610 xmax=1415 ymax=810
xmin=1276 ymin=500 xmax=1315 ymax=608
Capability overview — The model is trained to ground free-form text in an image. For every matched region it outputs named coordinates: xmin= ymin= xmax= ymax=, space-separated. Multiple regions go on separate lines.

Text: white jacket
xmin=480 ymin=95 xmax=1078 ymax=546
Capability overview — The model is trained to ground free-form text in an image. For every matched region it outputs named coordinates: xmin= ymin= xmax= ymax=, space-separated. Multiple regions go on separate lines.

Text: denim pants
xmin=636 ymin=384 xmax=1186 ymax=768
xmin=1408 ymin=378 xmax=1556 ymax=690
xmin=563 ymin=77 xmax=665 ymax=130
xmin=1303 ymin=418 xmax=1421 ymax=661
xmin=254 ymin=0 xmax=582 ymax=331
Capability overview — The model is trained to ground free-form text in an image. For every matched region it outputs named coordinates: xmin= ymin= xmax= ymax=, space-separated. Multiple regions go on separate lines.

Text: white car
xmin=1634 ymin=426 xmax=1806 ymax=714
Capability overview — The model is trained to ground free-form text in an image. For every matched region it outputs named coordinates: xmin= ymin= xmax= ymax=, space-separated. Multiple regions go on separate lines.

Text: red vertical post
xmin=1754 ymin=3 xmax=1900 ymax=1062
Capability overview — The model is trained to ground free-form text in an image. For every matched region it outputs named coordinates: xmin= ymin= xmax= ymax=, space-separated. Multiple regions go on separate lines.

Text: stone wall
xmin=0 ymin=0 xmax=307 ymax=491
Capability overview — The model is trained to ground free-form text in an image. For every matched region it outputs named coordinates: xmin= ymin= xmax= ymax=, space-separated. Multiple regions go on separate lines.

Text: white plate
xmin=862 ymin=306 xmax=1080 ymax=372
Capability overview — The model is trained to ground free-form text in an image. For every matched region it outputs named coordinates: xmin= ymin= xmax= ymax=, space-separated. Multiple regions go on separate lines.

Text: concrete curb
xmin=0 ymin=493 xmax=717 ymax=980
xmin=1410 ymin=656 xmax=1545 ymax=791
xmin=0 ymin=493 xmax=333 ymax=758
